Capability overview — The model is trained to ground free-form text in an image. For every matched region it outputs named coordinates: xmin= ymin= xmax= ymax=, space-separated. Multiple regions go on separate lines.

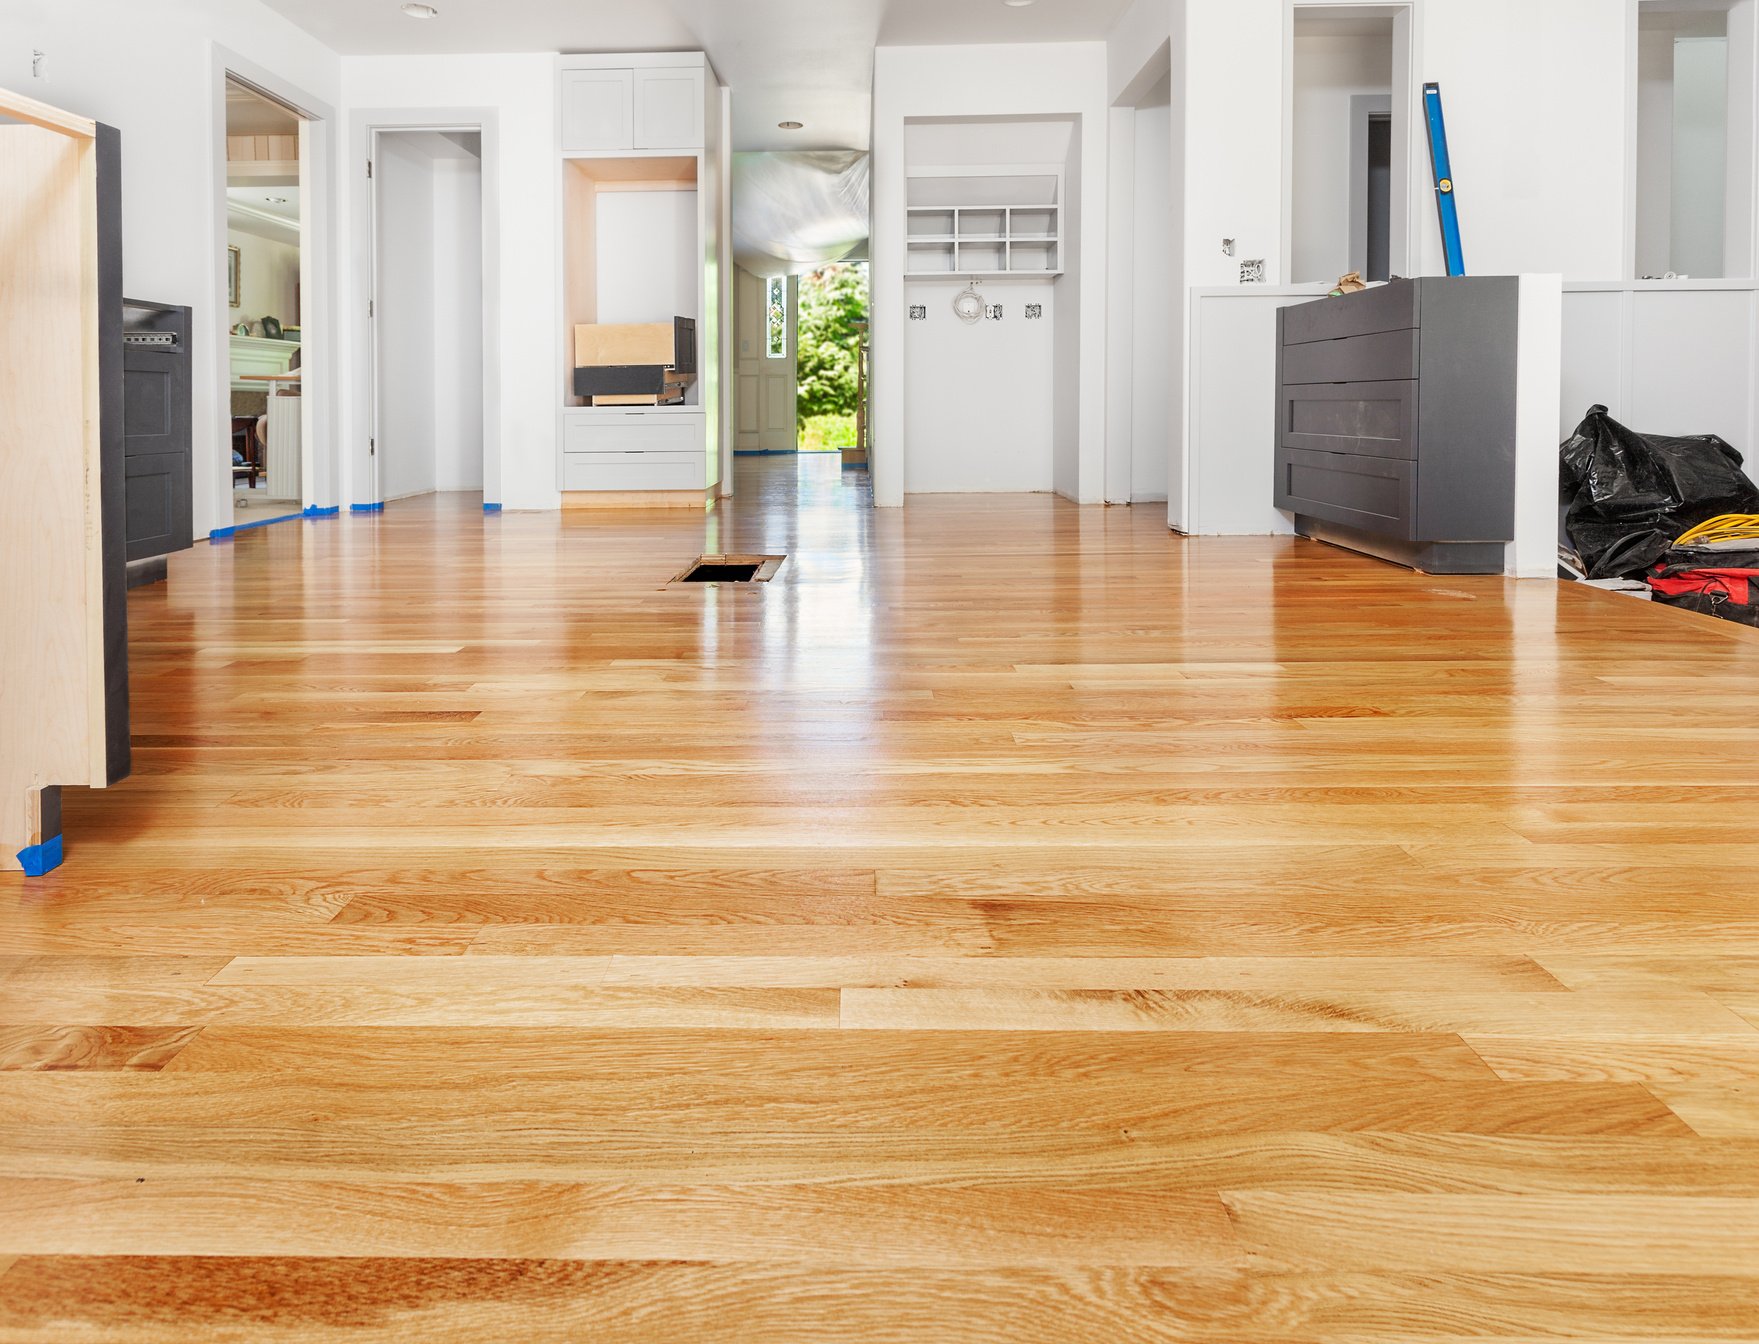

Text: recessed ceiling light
xmin=1003 ymin=0 xmax=1035 ymax=7
xmin=778 ymin=120 xmax=804 ymax=130
xmin=401 ymin=2 xmax=439 ymax=17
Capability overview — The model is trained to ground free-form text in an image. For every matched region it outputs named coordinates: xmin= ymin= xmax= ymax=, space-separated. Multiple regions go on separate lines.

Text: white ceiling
xmin=258 ymin=0 xmax=1135 ymax=150
xmin=229 ymin=185 xmax=301 ymax=223
xmin=228 ymin=185 xmax=301 ymax=245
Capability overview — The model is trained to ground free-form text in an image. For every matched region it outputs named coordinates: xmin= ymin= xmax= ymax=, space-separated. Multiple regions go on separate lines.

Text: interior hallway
xmin=4 ymin=452 xmax=1759 ymax=1338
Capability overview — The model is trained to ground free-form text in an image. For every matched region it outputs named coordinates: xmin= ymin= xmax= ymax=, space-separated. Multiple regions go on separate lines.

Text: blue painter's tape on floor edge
xmin=303 ymin=504 xmax=340 ymax=518
xmin=483 ymin=503 xmax=503 ymax=513
xmin=209 ymin=511 xmax=304 ymax=542
xmin=17 ymin=834 xmax=63 ymax=877
xmin=351 ymin=502 xmax=385 ymax=514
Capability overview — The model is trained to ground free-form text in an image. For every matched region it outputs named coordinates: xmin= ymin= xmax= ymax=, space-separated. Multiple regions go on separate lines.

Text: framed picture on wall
xmin=227 ymin=246 xmax=241 ymax=308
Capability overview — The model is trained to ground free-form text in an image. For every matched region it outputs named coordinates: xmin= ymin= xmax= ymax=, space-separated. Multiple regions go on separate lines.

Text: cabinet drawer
xmin=1279 ymin=380 xmax=1416 ymax=460
xmin=1281 ymin=282 xmax=1418 ymax=345
xmin=563 ymin=415 xmax=703 ymax=456
xmin=1280 ymin=328 xmax=1418 ymax=385
xmin=562 ymin=450 xmax=704 ymax=492
xmin=1276 ymin=448 xmax=1416 ymax=539
xmin=560 ymin=69 xmax=634 ymax=151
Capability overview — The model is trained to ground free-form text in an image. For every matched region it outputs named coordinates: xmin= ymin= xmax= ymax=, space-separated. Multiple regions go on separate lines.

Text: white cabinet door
xmin=561 ymin=69 xmax=634 ymax=151
xmin=634 ymin=68 xmax=704 ymax=149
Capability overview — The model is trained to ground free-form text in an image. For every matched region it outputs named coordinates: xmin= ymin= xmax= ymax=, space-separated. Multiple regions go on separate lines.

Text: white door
xmin=734 ymin=268 xmax=797 ymax=453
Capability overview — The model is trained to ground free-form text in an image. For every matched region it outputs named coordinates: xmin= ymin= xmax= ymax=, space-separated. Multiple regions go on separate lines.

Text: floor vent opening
xmin=672 ymin=555 xmax=787 ymax=585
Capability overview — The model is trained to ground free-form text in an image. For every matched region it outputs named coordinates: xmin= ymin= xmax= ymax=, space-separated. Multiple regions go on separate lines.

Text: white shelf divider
xmin=904 ymin=165 xmax=1064 ymax=281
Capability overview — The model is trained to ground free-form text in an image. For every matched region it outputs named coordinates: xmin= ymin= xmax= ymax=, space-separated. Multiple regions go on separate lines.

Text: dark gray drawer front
xmin=1276 ymin=448 xmax=1416 ymax=539
xmin=1280 ymin=380 xmax=1416 ymax=459
xmin=1280 ymin=329 xmax=1418 ymax=385
xmin=1281 ymin=282 xmax=1419 ymax=345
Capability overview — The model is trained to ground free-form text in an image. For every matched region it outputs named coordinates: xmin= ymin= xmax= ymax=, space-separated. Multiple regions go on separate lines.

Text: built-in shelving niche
xmin=561 ymin=154 xmax=702 ymax=409
xmin=905 ymin=169 xmax=1063 ymax=281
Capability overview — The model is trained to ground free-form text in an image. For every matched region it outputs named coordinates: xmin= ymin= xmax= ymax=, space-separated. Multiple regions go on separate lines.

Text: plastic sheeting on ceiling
xmin=732 ymin=150 xmax=870 ymax=277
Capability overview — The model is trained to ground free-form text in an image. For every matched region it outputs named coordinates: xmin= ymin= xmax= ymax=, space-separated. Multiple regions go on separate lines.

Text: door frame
xmin=349 ymin=108 xmax=502 ymax=509
xmin=1279 ymin=0 xmax=1418 ymax=285
xmin=209 ymin=47 xmax=337 ymax=537
xmin=1349 ymin=95 xmax=1395 ymax=278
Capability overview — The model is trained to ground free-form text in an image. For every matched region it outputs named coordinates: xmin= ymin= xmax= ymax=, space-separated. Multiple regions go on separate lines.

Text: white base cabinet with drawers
xmin=559 ymin=408 xmax=711 ymax=502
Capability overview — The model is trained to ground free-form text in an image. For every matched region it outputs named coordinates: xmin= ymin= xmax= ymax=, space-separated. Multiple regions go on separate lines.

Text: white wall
xmin=596 ymin=191 xmax=698 ymax=324
xmin=0 ymin=0 xmax=342 ymax=539
xmin=1290 ymin=30 xmax=1393 ymax=283
xmin=904 ymin=285 xmax=1059 ymax=492
xmin=1561 ymin=281 xmax=1758 ymax=453
xmin=872 ymin=41 xmax=1111 ymax=507
xmin=226 ymin=224 xmax=300 ymax=330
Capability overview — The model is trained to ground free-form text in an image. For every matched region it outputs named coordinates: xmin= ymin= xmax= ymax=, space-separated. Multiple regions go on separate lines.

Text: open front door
xmin=734 ymin=267 xmax=796 ymax=453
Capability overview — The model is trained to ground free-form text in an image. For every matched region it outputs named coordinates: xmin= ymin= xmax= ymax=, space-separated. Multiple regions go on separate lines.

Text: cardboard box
xmin=575 ymin=323 xmax=676 ymax=369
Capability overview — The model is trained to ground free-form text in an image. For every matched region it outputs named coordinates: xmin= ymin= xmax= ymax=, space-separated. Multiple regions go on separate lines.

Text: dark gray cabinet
xmin=1274 ymin=277 xmax=1518 ymax=575
xmin=122 ymin=300 xmax=193 ymax=564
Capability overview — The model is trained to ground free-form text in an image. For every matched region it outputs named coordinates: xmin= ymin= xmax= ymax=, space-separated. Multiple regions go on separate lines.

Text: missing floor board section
xmin=671 ymin=555 xmax=787 ymax=585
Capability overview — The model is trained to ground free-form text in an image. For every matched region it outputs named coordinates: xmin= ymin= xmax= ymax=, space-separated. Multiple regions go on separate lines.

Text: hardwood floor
xmin=4 ymin=452 xmax=1759 ymax=1340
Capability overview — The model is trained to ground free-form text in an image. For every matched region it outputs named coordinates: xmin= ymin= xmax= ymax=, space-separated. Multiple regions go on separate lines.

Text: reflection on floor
xmin=6 ymin=450 xmax=1759 ymax=1338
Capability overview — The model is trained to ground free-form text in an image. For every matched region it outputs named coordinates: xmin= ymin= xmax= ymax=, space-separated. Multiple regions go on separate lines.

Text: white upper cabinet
xmin=561 ymin=69 xmax=634 ymax=151
xmin=559 ymin=63 xmax=705 ymax=152
xmin=633 ymin=67 xmax=705 ymax=149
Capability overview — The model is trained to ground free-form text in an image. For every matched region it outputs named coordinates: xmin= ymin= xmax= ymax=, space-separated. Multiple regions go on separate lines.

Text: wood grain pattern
xmin=4 ymin=457 xmax=1759 ymax=1336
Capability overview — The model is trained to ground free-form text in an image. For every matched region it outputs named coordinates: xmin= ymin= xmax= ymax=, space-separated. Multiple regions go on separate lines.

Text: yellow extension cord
xmin=1675 ymin=515 xmax=1759 ymax=547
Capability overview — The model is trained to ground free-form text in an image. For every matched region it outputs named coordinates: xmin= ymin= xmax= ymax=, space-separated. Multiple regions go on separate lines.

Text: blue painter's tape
xmin=303 ymin=504 xmax=340 ymax=518
xmin=482 ymin=502 xmax=503 ymax=513
xmin=208 ymin=511 xmax=303 ymax=542
xmin=351 ymin=502 xmax=385 ymax=514
xmin=17 ymin=834 xmax=63 ymax=877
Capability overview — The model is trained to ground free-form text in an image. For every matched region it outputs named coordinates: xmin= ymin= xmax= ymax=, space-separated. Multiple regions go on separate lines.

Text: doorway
xmin=734 ymin=262 xmax=870 ymax=475
xmin=1107 ymin=41 xmax=1180 ymax=507
xmin=1634 ymin=0 xmax=1757 ymax=279
xmin=1285 ymin=5 xmax=1412 ymax=284
xmin=368 ymin=129 xmax=488 ymax=506
xmin=223 ymin=78 xmax=307 ymax=522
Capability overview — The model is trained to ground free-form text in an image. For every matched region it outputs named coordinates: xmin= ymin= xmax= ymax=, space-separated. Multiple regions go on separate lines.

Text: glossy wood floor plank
xmin=4 ymin=456 xmax=1759 ymax=1337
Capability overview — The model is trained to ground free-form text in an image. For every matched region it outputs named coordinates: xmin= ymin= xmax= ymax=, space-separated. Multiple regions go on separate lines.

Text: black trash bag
xmin=1559 ymin=405 xmax=1759 ymax=578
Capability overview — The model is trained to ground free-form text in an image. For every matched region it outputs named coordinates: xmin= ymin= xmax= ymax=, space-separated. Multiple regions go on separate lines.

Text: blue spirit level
xmin=1423 ymin=82 xmax=1466 ymax=277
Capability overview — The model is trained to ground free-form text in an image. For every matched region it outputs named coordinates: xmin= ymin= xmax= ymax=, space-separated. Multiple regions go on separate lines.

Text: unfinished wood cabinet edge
xmin=0 ymin=86 xmax=97 ymax=140
xmin=561 ymin=488 xmax=718 ymax=510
